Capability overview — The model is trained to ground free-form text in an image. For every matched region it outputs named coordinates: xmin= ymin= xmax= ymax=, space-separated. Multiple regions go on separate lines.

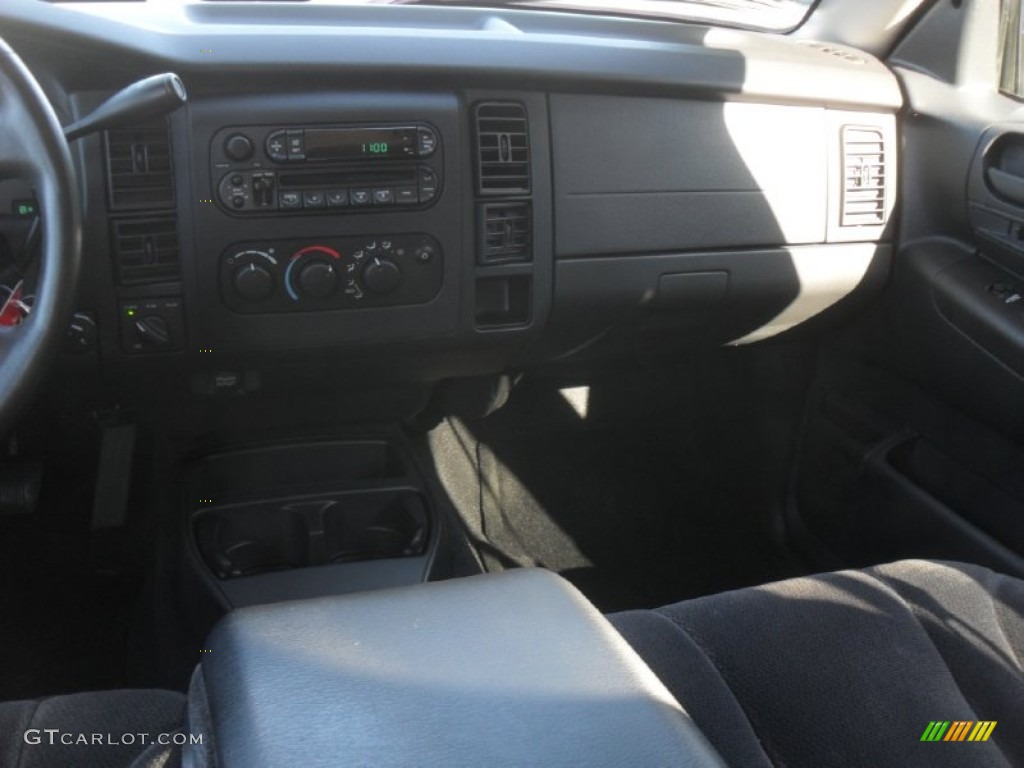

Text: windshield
xmin=388 ymin=0 xmax=817 ymax=33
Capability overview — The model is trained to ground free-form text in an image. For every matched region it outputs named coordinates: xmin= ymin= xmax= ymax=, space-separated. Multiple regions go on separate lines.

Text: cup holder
xmin=194 ymin=490 xmax=429 ymax=580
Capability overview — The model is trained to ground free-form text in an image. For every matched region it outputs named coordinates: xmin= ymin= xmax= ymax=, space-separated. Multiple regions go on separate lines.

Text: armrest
xmin=191 ymin=569 xmax=724 ymax=768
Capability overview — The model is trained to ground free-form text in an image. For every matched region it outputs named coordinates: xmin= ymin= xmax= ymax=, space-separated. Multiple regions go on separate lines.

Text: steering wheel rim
xmin=0 ymin=36 xmax=81 ymax=432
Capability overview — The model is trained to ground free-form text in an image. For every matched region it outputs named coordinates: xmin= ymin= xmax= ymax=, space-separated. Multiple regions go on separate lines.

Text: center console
xmin=183 ymin=438 xmax=443 ymax=610
xmin=185 ymin=91 xmax=472 ymax=352
xmin=186 ymin=569 xmax=725 ymax=768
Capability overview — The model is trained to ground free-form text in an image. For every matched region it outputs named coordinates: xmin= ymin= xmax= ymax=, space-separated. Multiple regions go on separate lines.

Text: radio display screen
xmin=304 ymin=126 xmax=418 ymax=161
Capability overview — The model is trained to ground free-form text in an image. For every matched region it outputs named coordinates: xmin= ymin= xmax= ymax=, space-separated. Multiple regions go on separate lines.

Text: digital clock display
xmin=304 ymin=127 xmax=416 ymax=161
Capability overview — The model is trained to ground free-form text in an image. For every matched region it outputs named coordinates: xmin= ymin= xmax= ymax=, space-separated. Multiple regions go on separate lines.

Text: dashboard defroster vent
xmin=478 ymin=202 xmax=531 ymax=264
xmin=104 ymin=119 xmax=175 ymax=211
xmin=473 ymin=102 xmax=531 ymax=195
xmin=111 ymin=217 xmax=180 ymax=285
xmin=840 ymin=126 xmax=887 ymax=227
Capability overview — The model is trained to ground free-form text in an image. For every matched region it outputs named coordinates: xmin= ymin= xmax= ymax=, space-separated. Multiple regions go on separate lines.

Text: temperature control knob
xmin=298 ymin=260 xmax=338 ymax=299
xmin=233 ymin=262 xmax=274 ymax=302
xmin=362 ymin=257 xmax=402 ymax=295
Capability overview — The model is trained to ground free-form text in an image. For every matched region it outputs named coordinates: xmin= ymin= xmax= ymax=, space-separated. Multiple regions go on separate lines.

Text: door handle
xmin=986 ymin=166 xmax=1024 ymax=205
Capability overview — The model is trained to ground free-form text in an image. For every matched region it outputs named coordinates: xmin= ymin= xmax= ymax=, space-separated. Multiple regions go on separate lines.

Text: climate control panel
xmin=220 ymin=234 xmax=442 ymax=314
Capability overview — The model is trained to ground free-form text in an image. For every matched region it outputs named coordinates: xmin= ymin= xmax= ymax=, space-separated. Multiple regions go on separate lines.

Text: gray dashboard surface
xmin=551 ymin=95 xmax=804 ymax=257
xmin=0 ymin=0 xmax=903 ymax=372
xmin=1 ymin=0 xmax=900 ymax=109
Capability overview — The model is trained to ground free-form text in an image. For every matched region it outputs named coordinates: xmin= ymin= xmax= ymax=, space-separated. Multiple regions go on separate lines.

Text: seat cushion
xmin=609 ymin=559 xmax=1024 ymax=768
xmin=0 ymin=689 xmax=186 ymax=768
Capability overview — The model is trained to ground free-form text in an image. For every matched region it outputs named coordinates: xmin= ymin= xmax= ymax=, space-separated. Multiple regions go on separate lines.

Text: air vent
xmin=478 ymin=202 xmax=531 ymax=265
xmin=111 ymin=217 xmax=180 ymax=285
xmin=840 ymin=126 xmax=887 ymax=227
xmin=474 ymin=102 xmax=531 ymax=195
xmin=104 ymin=120 xmax=175 ymax=211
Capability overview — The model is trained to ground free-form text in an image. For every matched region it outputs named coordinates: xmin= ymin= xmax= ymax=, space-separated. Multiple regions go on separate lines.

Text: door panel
xmin=788 ymin=0 xmax=1024 ymax=575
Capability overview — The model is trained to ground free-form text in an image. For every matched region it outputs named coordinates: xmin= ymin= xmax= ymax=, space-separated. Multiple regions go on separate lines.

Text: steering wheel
xmin=0 ymin=37 xmax=81 ymax=431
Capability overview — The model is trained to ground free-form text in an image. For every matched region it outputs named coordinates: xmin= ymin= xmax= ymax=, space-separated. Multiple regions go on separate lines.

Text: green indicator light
xmin=12 ymin=199 xmax=37 ymax=217
xmin=126 ymin=309 xmax=136 ymax=317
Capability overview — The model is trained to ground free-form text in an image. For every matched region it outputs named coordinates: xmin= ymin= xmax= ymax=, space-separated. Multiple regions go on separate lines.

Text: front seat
xmin=610 ymin=559 xmax=1023 ymax=768
xmin=3 ymin=559 xmax=1021 ymax=767
xmin=0 ymin=689 xmax=186 ymax=768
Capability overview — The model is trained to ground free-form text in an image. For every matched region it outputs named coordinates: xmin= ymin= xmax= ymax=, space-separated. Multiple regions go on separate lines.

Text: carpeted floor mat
xmin=428 ymin=349 xmax=811 ymax=612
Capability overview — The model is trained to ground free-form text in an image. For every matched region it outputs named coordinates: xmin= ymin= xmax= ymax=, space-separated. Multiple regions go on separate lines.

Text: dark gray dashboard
xmin=0 ymin=0 xmax=902 ymax=391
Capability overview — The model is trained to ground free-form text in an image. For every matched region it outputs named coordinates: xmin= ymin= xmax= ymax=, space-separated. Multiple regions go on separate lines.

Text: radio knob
xmin=298 ymin=260 xmax=338 ymax=299
xmin=233 ymin=262 xmax=274 ymax=302
xmin=225 ymin=133 xmax=255 ymax=162
xmin=362 ymin=256 xmax=402 ymax=295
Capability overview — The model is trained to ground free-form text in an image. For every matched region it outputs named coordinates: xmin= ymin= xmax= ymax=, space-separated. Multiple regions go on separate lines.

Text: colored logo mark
xmin=921 ymin=721 xmax=997 ymax=742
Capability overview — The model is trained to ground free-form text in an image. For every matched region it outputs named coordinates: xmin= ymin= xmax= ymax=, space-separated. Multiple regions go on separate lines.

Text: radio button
xmin=326 ymin=190 xmax=350 ymax=208
xmin=418 ymin=127 xmax=438 ymax=157
xmin=419 ymin=184 xmax=438 ymax=204
xmin=395 ymin=186 xmax=418 ymax=205
xmin=351 ymin=189 xmax=372 ymax=206
xmin=286 ymin=130 xmax=305 ymax=160
xmin=266 ymin=131 xmax=288 ymax=162
xmin=418 ymin=168 xmax=439 ymax=203
xmin=373 ymin=188 xmax=395 ymax=205
xmin=279 ymin=191 xmax=303 ymax=209
xmin=303 ymin=190 xmax=326 ymax=209
xmin=252 ymin=174 xmax=276 ymax=207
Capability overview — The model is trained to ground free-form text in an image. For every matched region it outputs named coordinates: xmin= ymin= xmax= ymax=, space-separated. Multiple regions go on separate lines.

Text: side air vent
xmin=478 ymin=202 xmax=531 ymax=265
xmin=111 ymin=217 xmax=180 ymax=285
xmin=474 ymin=102 xmax=531 ymax=196
xmin=840 ymin=126 xmax=887 ymax=227
xmin=104 ymin=120 xmax=175 ymax=211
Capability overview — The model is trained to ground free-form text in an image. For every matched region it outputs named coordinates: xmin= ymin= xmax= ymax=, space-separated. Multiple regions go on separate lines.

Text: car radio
xmin=210 ymin=122 xmax=442 ymax=216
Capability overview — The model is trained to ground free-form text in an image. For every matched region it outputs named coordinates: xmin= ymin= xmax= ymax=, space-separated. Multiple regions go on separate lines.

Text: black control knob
xmin=64 ymin=312 xmax=97 ymax=355
xmin=414 ymin=244 xmax=437 ymax=264
xmin=224 ymin=133 xmax=254 ymax=162
xmin=298 ymin=260 xmax=338 ymax=299
xmin=233 ymin=262 xmax=274 ymax=302
xmin=362 ymin=256 xmax=402 ymax=295
xmin=134 ymin=316 xmax=172 ymax=348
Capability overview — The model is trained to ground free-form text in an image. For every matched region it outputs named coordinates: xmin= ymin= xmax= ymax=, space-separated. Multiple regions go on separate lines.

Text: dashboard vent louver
xmin=840 ymin=126 xmax=887 ymax=227
xmin=474 ymin=102 xmax=531 ymax=195
xmin=111 ymin=217 xmax=180 ymax=285
xmin=479 ymin=202 xmax=531 ymax=264
xmin=104 ymin=119 xmax=175 ymax=211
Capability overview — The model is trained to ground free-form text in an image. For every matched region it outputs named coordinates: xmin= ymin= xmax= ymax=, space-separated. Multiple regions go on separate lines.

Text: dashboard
xmin=0 ymin=0 xmax=901 ymax=395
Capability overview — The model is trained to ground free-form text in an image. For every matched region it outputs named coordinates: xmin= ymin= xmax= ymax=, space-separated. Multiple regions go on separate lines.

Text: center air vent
xmin=840 ymin=126 xmax=887 ymax=227
xmin=478 ymin=202 xmax=531 ymax=265
xmin=105 ymin=120 xmax=175 ymax=211
xmin=473 ymin=102 xmax=531 ymax=195
xmin=111 ymin=217 xmax=180 ymax=285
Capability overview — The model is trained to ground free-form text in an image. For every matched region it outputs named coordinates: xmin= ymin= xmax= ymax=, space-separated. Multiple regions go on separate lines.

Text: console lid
xmin=189 ymin=569 xmax=723 ymax=767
